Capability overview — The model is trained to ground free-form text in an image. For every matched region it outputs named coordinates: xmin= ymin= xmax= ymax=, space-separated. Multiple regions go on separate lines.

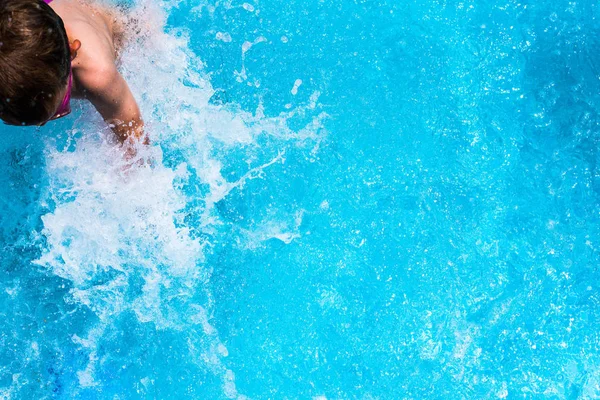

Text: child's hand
xmin=111 ymin=118 xmax=146 ymax=144
xmin=120 ymin=124 xmax=152 ymax=170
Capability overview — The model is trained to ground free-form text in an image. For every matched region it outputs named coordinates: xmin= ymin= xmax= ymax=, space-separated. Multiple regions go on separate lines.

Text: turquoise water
xmin=2 ymin=0 xmax=600 ymax=398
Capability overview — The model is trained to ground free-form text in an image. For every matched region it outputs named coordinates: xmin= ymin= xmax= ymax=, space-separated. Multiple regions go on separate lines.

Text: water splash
xmin=31 ymin=0 xmax=324 ymax=397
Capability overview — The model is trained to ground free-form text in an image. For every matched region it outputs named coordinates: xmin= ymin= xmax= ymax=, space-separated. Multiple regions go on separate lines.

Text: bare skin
xmin=49 ymin=0 xmax=144 ymax=143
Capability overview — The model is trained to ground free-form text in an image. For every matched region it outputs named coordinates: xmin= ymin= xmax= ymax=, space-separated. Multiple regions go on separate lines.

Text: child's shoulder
xmin=52 ymin=0 xmax=120 ymax=44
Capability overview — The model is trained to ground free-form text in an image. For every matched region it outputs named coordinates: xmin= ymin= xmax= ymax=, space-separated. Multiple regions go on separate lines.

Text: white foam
xmin=236 ymin=36 xmax=267 ymax=82
xmin=216 ymin=31 xmax=232 ymax=42
xmin=291 ymin=79 xmax=303 ymax=95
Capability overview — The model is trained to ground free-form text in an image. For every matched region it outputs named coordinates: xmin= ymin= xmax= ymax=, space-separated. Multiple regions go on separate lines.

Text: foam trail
xmin=33 ymin=0 xmax=323 ymax=397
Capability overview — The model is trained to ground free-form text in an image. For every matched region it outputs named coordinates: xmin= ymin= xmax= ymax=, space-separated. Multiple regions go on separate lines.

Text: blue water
xmin=2 ymin=0 xmax=600 ymax=398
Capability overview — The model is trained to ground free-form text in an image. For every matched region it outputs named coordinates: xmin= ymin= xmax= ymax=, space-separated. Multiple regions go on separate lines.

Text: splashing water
xmin=2 ymin=0 xmax=322 ymax=398
xmin=3 ymin=0 xmax=600 ymax=398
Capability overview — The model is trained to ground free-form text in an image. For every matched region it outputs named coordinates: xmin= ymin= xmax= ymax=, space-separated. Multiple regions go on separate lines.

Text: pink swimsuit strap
xmin=43 ymin=0 xmax=52 ymax=3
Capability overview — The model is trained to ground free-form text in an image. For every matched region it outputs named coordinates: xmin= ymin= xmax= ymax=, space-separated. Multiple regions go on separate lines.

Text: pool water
xmin=2 ymin=0 xmax=600 ymax=398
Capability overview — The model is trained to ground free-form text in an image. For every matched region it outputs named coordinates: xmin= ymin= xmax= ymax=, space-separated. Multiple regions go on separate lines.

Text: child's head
xmin=0 ymin=0 xmax=71 ymax=126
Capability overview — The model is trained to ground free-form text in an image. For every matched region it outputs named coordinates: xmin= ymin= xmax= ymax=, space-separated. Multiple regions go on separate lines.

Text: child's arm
xmin=75 ymin=60 xmax=144 ymax=143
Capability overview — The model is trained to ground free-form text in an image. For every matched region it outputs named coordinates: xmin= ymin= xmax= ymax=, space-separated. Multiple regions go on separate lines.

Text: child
xmin=0 ymin=0 xmax=144 ymax=142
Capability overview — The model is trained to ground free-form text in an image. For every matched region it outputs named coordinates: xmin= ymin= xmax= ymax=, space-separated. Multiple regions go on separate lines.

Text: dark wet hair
xmin=0 ymin=0 xmax=70 ymax=125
